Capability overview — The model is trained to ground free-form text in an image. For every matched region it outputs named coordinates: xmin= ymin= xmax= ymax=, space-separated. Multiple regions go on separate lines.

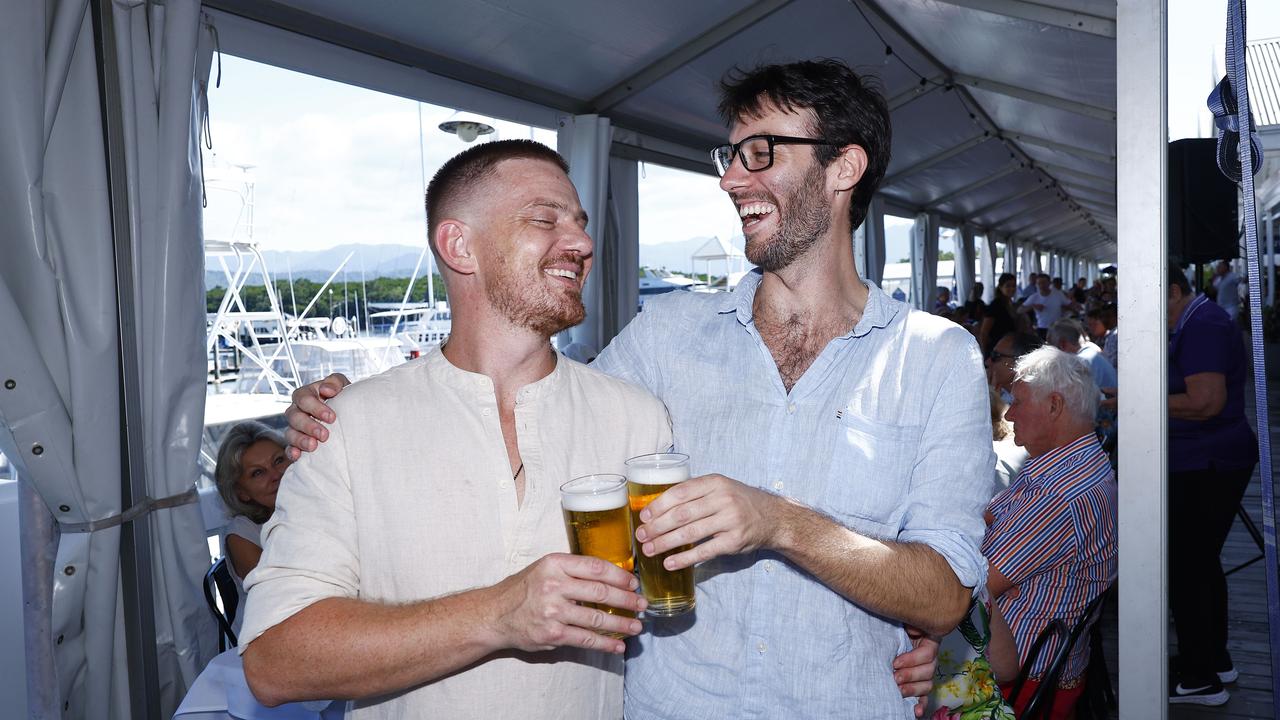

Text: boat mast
xmin=418 ymin=103 xmax=436 ymax=307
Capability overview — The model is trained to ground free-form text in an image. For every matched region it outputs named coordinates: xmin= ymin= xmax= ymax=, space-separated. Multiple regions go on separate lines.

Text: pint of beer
xmin=625 ymin=453 xmax=695 ymax=617
xmin=560 ymin=474 xmax=636 ymax=636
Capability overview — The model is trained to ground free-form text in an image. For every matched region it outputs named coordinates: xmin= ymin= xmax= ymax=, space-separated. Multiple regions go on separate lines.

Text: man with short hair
xmin=286 ymin=60 xmax=986 ymax=718
xmin=1211 ymin=259 xmax=1242 ymax=322
xmin=1021 ymin=274 xmax=1077 ymax=338
xmin=607 ymin=60 xmax=991 ymax=719
xmin=239 ymin=140 xmax=671 ymax=719
xmin=1047 ymin=318 xmax=1116 ymax=392
xmin=983 ymin=346 xmax=1117 ymax=720
xmin=1072 ymin=277 xmax=1088 ymax=305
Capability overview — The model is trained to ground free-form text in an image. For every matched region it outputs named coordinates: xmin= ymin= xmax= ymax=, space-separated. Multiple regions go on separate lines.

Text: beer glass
xmin=625 ymin=453 xmax=695 ymax=616
xmin=560 ymin=474 xmax=636 ymax=636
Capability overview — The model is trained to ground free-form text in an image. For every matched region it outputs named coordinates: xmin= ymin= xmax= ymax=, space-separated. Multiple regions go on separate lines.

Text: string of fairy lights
xmin=850 ymin=0 xmax=1115 ymax=254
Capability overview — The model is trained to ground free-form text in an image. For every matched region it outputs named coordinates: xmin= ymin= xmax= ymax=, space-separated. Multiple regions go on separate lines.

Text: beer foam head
xmin=625 ymin=453 xmax=690 ymax=486
xmin=560 ymin=474 xmax=628 ymax=511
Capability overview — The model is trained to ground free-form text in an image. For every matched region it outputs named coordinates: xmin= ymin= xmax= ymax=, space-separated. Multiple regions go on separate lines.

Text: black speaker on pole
xmin=1167 ymin=138 xmax=1240 ymax=264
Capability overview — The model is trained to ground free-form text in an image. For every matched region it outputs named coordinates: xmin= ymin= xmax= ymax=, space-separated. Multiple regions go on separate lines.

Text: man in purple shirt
xmin=1166 ymin=265 xmax=1258 ymax=706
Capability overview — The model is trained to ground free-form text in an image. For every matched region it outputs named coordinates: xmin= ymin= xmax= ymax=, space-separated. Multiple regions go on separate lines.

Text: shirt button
xmin=763 ymin=560 xmax=773 ymax=573
xmin=482 ymin=408 xmax=492 ymax=417
xmin=757 ymin=642 xmax=767 ymax=654
xmin=773 ymin=481 xmax=784 ymax=491
xmin=787 ymin=403 xmax=797 ymax=415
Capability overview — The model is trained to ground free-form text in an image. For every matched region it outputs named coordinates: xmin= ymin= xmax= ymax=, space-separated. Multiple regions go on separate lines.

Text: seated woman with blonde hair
xmin=214 ymin=421 xmax=291 ymax=604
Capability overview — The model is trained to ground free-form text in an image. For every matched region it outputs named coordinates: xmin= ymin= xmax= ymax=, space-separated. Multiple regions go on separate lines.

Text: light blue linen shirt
xmin=594 ymin=270 xmax=992 ymax=719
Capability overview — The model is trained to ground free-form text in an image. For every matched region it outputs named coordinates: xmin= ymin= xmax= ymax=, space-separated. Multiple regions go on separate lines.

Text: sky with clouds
xmin=204 ymin=55 xmax=740 ymax=254
xmin=205 ymin=3 xmax=1278 ymax=262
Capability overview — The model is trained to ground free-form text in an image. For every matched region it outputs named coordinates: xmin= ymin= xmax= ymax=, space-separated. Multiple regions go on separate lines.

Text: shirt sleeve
xmin=594 ymin=301 xmax=664 ymax=396
xmin=981 ymin=489 xmax=1076 ymax=586
xmin=237 ymin=411 xmax=360 ymax=653
xmin=896 ymin=327 xmax=993 ymax=592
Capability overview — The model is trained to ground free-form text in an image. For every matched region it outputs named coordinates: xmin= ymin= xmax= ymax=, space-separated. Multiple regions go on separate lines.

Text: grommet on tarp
xmin=3 ymin=379 xmax=14 ymax=389
xmin=59 ymin=505 xmax=69 ymax=512
xmin=63 ymin=566 xmax=75 ymax=576
xmin=32 ymin=443 xmax=44 ymax=456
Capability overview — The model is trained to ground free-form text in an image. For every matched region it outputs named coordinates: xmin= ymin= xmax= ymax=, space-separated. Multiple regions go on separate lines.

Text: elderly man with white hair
xmin=981 ymin=346 xmax=1117 ymax=720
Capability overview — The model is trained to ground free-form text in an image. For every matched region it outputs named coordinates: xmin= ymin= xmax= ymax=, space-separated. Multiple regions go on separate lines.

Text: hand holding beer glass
xmin=626 ymin=453 xmax=696 ymax=616
xmin=560 ymin=474 xmax=639 ymax=637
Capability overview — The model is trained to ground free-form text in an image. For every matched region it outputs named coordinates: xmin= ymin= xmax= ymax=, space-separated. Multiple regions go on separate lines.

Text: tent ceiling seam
xmin=927 ymin=0 xmax=1116 ymax=38
xmin=854 ymin=0 xmax=1113 ymax=243
xmin=202 ymin=0 xmax=593 ymax=114
xmin=588 ymin=0 xmax=795 ymax=112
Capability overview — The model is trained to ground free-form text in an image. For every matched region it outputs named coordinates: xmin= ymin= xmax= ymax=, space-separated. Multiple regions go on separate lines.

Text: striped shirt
xmin=983 ymin=433 xmax=1117 ymax=682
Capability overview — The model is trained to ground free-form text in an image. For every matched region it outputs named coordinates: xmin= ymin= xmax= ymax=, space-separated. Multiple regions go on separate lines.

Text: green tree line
xmin=207 ymin=276 xmax=447 ymax=314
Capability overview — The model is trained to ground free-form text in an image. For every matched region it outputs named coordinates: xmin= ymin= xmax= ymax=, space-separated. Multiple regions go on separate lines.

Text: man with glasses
xmin=284 ymin=60 xmax=990 ymax=718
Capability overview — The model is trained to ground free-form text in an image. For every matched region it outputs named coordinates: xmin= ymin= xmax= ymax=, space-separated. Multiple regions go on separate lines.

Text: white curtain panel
xmin=557 ymin=114 xmax=613 ymax=353
xmin=0 ymin=2 xmax=214 ymax=718
xmin=980 ymin=234 xmax=998 ymax=304
xmin=859 ymin=196 xmax=888 ymax=287
xmin=603 ymin=155 xmax=639 ymax=344
xmin=910 ymin=212 xmax=940 ymax=310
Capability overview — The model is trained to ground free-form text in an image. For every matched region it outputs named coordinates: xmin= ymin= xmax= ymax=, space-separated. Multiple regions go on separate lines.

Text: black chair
xmin=203 ymin=557 xmax=240 ymax=651
xmin=1006 ymin=590 xmax=1109 ymax=720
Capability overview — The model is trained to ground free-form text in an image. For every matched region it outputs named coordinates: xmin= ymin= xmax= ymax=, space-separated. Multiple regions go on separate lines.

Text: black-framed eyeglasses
xmin=710 ymin=135 xmax=838 ymax=177
xmin=988 ymin=349 xmax=1016 ymax=363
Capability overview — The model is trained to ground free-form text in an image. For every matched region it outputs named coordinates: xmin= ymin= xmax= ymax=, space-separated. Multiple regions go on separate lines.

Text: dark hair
xmin=999 ymin=331 xmax=1046 ymax=359
xmin=425 ymin=139 xmax=569 ymax=248
xmin=1168 ymin=264 xmax=1192 ymax=295
xmin=997 ymin=272 xmax=1016 ymax=286
xmin=717 ymin=59 xmax=892 ymax=231
xmin=1087 ymin=304 xmax=1117 ymax=329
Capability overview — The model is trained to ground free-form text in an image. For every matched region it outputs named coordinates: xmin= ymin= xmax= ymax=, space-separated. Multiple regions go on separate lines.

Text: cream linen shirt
xmin=239 ymin=348 xmax=672 ymax=720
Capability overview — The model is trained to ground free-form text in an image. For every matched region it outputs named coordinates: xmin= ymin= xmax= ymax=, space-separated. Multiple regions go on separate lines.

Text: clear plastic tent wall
xmin=0 ymin=1 xmax=217 ymax=717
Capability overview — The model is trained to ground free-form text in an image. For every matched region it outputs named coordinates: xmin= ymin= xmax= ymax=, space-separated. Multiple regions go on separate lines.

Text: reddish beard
xmin=483 ymin=252 xmax=587 ymax=336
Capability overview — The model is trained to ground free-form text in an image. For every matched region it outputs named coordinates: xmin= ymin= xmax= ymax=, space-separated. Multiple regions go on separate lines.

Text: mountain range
xmin=205 ymin=237 xmax=748 ymax=287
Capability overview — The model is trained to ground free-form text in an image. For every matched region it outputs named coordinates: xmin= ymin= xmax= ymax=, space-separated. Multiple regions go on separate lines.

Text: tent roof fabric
xmin=1248 ymin=37 xmax=1280 ymax=127
xmin=206 ymin=0 xmax=1119 ymax=260
xmin=692 ymin=236 xmax=745 ymax=260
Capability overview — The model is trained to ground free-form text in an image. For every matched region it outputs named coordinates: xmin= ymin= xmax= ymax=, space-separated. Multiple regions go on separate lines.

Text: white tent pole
xmin=1117 ymin=0 xmax=1168 ymax=716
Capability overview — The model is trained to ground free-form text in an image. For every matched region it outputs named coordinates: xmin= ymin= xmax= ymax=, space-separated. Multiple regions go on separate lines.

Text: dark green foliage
xmin=207 ymin=276 xmax=446 ymax=314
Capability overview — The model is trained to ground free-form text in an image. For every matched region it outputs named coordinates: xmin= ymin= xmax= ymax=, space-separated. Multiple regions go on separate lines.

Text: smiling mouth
xmin=737 ymin=201 xmax=777 ymax=229
xmin=543 ymin=267 xmax=581 ymax=289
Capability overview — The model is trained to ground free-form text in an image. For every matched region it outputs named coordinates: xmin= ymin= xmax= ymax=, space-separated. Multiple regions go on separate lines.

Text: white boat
xmin=638 ymin=267 xmax=696 ymax=309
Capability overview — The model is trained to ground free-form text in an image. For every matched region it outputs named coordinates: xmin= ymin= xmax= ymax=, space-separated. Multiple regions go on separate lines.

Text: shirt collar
xmin=718 ymin=268 xmax=902 ymax=338
xmin=1016 ymin=433 xmax=1102 ymax=486
xmin=425 ymin=345 xmax=565 ymax=402
xmin=1172 ymin=293 xmax=1210 ymax=337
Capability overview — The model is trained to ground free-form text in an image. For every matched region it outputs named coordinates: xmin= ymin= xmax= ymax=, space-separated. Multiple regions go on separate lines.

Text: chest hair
xmin=756 ymin=311 xmax=857 ymax=392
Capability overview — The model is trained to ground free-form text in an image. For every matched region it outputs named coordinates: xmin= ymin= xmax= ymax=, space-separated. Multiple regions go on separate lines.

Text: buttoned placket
xmin=473 ymin=374 xmax=522 ymax=566
xmin=739 ymin=318 xmax=804 ymax=718
xmin=506 ymin=386 xmax=543 ymax=568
